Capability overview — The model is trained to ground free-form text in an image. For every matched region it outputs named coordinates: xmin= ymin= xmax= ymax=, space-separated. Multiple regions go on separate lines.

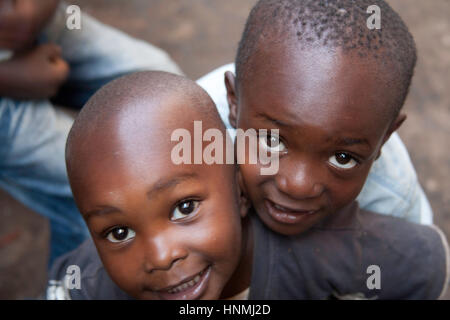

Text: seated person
xmin=47 ymin=71 xmax=448 ymax=300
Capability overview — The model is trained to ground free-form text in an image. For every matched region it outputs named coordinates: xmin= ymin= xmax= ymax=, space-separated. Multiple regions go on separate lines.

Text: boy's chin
xmin=261 ymin=216 xmax=316 ymax=236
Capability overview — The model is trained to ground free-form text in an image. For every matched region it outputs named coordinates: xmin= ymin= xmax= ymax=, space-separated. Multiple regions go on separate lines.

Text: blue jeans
xmin=0 ymin=3 xmax=183 ymax=265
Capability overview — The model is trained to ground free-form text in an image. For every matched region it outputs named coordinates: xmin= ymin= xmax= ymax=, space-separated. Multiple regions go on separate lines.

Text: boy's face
xmin=0 ymin=0 xmax=60 ymax=51
xmin=227 ymin=45 xmax=405 ymax=235
xmin=69 ymin=101 xmax=243 ymax=300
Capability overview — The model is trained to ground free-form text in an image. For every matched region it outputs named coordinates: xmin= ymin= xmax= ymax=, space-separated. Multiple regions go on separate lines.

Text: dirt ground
xmin=0 ymin=0 xmax=449 ymax=299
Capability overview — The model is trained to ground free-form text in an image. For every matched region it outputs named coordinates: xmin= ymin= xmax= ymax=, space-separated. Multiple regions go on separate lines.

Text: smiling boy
xmin=48 ymin=71 xmax=253 ymax=300
xmin=47 ymin=71 xmax=448 ymax=300
xmin=197 ymin=0 xmax=434 ymax=235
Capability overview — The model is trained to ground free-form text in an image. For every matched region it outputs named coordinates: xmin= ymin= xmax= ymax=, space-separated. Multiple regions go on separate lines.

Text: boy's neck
xmin=312 ymin=201 xmax=359 ymax=230
xmin=220 ymin=214 xmax=254 ymax=299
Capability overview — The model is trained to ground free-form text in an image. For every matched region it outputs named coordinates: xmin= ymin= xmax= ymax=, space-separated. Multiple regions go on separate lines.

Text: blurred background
xmin=0 ymin=0 xmax=449 ymax=299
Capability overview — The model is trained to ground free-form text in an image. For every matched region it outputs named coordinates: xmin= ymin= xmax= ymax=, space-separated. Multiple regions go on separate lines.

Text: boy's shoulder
xmin=46 ymin=238 xmax=132 ymax=300
xmin=250 ymin=203 xmax=449 ymax=300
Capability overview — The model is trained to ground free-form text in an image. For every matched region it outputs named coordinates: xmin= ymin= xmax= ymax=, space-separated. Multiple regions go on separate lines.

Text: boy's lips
xmin=265 ymin=199 xmax=319 ymax=225
xmin=156 ymin=265 xmax=211 ymax=300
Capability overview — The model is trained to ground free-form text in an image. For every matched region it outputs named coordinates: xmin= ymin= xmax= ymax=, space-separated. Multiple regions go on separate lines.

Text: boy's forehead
xmin=75 ymin=90 xmax=218 ymax=155
xmin=69 ymin=101 xmax=233 ymax=200
xmin=245 ymin=44 xmax=383 ymax=89
xmin=241 ymin=44 xmax=395 ymax=126
xmin=72 ymin=131 xmax=235 ymax=212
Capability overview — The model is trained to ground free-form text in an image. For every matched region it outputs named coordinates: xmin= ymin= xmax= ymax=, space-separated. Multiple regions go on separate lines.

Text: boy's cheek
xmin=199 ymin=209 xmax=242 ymax=257
xmin=329 ymin=177 xmax=368 ymax=210
xmin=98 ymin=249 xmax=144 ymax=297
xmin=238 ymin=163 xmax=267 ymax=195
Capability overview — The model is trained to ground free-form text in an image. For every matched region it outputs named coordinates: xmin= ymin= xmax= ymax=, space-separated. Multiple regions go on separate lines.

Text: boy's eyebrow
xmin=84 ymin=206 xmax=120 ymax=221
xmin=257 ymin=113 xmax=370 ymax=148
xmin=333 ymin=137 xmax=371 ymax=149
xmin=258 ymin=113 xmax=372 ymax=150
xmin=257 ymin=113 xmax=293 ymax=128
xmin=146 ymin=172 xmax=199 ymax=200
xmin=259 ymin=114 xmax=370 ymax=144
xmin=84 ymin=173 xmax=199 ymax=220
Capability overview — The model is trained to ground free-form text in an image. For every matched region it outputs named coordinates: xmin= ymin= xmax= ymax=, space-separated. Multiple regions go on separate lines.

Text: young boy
xmin=47 ymin=71 xmax=448 ymax=300
xmin=197 ymin=0 xmax=433 ymax=228
xmin=48 ymin=71 xmax=253 ymax=300
xmin=0 ymin=0 xmax=182 ymax=264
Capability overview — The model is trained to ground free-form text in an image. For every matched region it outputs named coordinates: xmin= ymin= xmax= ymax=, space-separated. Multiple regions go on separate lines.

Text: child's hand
xmin=0 ymin=43 xmax=70 ymax=99
xmin=0 ymin=0 xmax=60 ymax=51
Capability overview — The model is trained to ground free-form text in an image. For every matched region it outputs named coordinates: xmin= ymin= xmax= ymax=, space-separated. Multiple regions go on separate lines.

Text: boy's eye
xmin=171 ymin=200 xmax=200 ymax=221
xmin=328 ymin=152 xmax=358 ymax=169
xmin=259 ymin=134 xmax=286 ymax=153
xmin=106 ymin=227 xmax=136 ymax=243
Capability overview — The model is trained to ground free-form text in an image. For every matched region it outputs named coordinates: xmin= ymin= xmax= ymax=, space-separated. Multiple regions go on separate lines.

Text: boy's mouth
xmin=157 ymin=265 xmax=211 ymax=300
xmin=265 ymin=199 xmax=319 ymax=225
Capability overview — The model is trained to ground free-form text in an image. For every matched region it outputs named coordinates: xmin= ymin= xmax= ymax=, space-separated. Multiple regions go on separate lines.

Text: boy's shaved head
xmin=236 ymin=0 xmax=417 ymax=117
xmin=64 ymin=71 xmax=250 ymax=300
xmin=67 ymin=71 xmax=222 ymax=148
xmin=227 ymin=0 xmax=416 ymax=236
xmin=66 ymin=71 xmax=225 ymax=174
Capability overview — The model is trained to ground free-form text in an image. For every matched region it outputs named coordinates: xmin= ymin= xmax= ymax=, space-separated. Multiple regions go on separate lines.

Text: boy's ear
xmin=376 ymin=112 xmax=407 ymax=160
xmin=236 ymin=169 xmax=251 ymax=218
xmin=225 ymin=71 xmax=238 ymax=129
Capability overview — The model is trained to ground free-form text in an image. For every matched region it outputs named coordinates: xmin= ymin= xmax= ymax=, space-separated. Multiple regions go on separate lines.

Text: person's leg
xmin=45 ymin=3 xmax=183 ymax=108
xmin=0 ymin=98 xmax=89 ymax=265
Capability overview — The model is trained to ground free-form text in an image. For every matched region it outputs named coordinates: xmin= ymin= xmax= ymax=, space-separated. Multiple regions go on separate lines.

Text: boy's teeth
xmin=167 ymin=273 xmax=202 ymax=294
xmin=275 ymin=203 xmax=289 ymax=211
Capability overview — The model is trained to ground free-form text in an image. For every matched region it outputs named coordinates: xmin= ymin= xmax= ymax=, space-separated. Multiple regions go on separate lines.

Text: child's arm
xmin=0 ymin=43 xmax=69 ymax=99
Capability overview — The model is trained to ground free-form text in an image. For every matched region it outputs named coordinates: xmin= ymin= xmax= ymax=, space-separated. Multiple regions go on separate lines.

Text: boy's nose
xmin=143 ymin=233 xmax=188 ymax=273
xmin=275 ymin=159 xmax=325 ymax=200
